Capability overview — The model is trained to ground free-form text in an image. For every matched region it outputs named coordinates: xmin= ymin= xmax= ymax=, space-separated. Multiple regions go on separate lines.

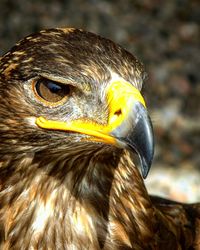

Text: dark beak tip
xmin=140 ymin=130 xmax=154 ymax=179
xmin=111 ymin=102 xmax=154 ymax=179
xmin=140 ymin=155 xmax=153 ymax=179
xmin=130 ymin=114 xmax=154 ymax=179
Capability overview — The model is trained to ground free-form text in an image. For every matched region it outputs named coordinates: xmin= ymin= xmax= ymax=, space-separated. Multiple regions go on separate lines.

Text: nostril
xmin=114 ymin=109 xmax=122 ymax=116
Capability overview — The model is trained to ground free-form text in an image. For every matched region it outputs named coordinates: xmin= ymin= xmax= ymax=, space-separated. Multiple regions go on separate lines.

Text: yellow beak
xmin=36 ymin=80 xmax=154 ymax=178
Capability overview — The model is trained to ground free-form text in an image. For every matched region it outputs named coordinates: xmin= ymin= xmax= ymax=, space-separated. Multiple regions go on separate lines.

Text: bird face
xmin=0 ymin=28 xmax=154 ymax=178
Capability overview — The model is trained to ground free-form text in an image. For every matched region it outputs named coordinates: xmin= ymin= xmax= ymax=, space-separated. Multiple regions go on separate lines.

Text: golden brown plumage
xmin=0 ymin=28 xmax=199 ymax=249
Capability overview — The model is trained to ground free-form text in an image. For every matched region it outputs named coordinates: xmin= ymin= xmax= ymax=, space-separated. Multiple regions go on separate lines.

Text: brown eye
xmin=33 ymin=78 xmax=70 ymax=104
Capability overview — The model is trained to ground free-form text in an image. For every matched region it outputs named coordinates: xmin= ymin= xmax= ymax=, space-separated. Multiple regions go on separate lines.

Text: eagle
xmin=0 ymin=28 xmax=199 ymax=249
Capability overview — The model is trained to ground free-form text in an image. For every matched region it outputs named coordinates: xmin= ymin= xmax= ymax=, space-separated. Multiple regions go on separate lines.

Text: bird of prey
xmin=0 ymin=28 xmax=200 ymax=250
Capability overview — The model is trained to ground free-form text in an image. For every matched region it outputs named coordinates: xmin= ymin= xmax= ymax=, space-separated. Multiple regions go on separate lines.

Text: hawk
xmin=0 ymin=28 xmax=199 ymax=249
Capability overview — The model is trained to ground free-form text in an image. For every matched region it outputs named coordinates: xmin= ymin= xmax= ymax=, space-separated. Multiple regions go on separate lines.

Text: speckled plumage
xmin=0 ymin=28 xmax=200 ymax=249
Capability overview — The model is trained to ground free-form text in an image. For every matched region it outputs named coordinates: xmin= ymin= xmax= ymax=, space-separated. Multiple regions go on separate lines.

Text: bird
xmin=0 ymin=28 xmax=200 ymax=250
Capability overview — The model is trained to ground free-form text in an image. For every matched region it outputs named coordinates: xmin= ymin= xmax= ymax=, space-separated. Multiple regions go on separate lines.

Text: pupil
xmin=47 ymin=81 xmax=62 ymax=93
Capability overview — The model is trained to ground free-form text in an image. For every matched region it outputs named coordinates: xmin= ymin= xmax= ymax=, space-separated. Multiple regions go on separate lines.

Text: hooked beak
xmin=111 ymin=101 xmax=154 ymax=178
xmin=36 ymin=79 xmax=154 ymax=178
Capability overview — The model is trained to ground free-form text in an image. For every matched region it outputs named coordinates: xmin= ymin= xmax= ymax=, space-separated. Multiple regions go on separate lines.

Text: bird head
xmin=0 ymin=28 xmax=154 ymax=178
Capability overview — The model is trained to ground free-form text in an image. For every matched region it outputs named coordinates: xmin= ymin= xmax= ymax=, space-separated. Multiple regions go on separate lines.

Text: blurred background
xmin=0 ymin=0 xmax=199 ymax=202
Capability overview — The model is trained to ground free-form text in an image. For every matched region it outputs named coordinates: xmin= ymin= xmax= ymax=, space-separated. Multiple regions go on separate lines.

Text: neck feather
xmin=0 ymin=147 xmax=155 ymax=249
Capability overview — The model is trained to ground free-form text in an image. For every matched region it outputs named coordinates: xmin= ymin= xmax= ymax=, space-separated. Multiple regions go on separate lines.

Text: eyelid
xmin=39 ymin=74 xmax=79 ymax=88
xmin=39 ymin=73 xmax=91 ymax=93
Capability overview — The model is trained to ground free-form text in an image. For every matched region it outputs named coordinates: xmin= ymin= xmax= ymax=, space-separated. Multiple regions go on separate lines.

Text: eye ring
xmin=32 ymin=78 xmax=71 ymax=106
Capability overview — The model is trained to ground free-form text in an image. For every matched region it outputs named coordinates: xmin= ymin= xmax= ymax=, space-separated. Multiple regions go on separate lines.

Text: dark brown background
xmin=0 ymin=0 xmax=199 ymax=202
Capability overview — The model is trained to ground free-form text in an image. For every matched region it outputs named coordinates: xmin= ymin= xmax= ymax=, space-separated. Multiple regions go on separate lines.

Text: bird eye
xmin=33 ymin=78 xmax=71 ymax=104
